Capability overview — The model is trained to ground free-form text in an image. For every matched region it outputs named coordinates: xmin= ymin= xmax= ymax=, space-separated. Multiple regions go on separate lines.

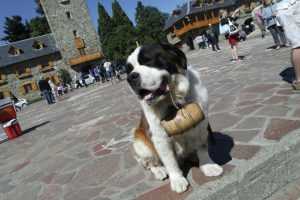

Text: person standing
xmin=103 ymin=60 xmax=112 ymax=82
xmin=92 ymin=66 xmax=100 ymax=83
xmin=276 ymin=0 xmax=300 ymax=92
xmin=255 ymin=6 xmax=266 ymax=38
xmin=74 ymin=73 xmax=83 ymax=88
xmin=195 ymin=35 xmax=206 ymax=50
xmin=80 ymin=72 xmax=88 ymax=88
xmin=48 ymin=77 xmax=59 ymax=102
xmin=219 ymin=9 xmax=241 ymax=61
xmin=206 ymin=24 xmax=221 ymax=52
xmin=38 ymin=76 xmax=53 ymax=105
xmin=262 ymin=0 xmax=289 ymax=50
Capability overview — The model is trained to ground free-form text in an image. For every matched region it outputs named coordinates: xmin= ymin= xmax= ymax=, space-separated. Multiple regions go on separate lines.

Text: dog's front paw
xmin=201 ymin=164 xmax=223 ymax=177
xmin=170 ymin=176 xmax=189 ymax=193
xmin=151 ymin=166 xmax=168 ymax=180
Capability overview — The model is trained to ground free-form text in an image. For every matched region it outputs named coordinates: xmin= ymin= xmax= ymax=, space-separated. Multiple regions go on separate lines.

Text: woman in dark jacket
xmin=219 ymin=8 xmax=241 ymax=61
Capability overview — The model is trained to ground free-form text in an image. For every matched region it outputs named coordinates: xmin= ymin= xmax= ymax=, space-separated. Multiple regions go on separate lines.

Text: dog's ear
xmin=138 ymin=42 xmax=187 ymax=74
xmin=158 ymin=41 xmax=187 ymax=74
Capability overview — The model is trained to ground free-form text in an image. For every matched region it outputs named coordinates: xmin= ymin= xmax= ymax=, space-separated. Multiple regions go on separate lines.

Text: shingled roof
xmin=163 ymin=0 xmax=246 ymax=31
xmin=0 ymin=34 xmax=59 ymax=67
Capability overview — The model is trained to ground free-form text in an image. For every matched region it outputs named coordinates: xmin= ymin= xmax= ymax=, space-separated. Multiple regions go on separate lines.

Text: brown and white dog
xmin=126 ymin=42 xmax=223 ymax=193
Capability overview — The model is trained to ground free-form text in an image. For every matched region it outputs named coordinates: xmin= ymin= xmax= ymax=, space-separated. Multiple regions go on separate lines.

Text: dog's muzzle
xmin=127 ymin=72 xmax=141 ymax=94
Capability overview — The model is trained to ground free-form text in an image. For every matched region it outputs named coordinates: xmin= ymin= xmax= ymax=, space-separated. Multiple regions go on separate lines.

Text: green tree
xmin=135 ymin=1 xmax=169 ymax=45
xmin=58 ymin=68 xmax=72 ymax=84
xmin=97 ymin=1 xmax=116 ymax=60
xmin=29 ymin=0 xmax=51 ymax=37
xmin=29 ymin=17 xmax=51 ymax=37
xmin=1 ymin=16 xmax=30 ymax=42
xmin=112 ymin=0 xmax=137 ymax=63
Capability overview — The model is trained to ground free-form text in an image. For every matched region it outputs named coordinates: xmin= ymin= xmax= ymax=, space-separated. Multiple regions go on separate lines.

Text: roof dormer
xmin=8 ymin=46 xmax=23 ymax=56
xmin=32 ymin=40 xmax=46 ymax=50
xmin=173 ymin=8 xmax=181 ymax=17
xmin=193 ymin=0 xmax=202 ymax=7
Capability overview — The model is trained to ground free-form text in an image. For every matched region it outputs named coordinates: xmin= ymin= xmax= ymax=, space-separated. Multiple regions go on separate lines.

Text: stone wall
xmin=40 ymin=0 xmax=102 ymax=66
xmin=0 ymin=53 xmax=64 ymax=101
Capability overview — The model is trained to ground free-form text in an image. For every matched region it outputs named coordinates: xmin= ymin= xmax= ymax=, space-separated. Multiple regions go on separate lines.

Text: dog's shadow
xmin=181 ymin=132 xmax=234 ymax=177
xmin=279 ymin=67 xmax=294 ymax=84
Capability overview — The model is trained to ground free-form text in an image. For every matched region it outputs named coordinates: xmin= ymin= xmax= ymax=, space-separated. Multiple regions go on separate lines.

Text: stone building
xmin=40 ymin=0 xmax=102 ymax=74
xmin=164 ymin=0 xmax=257 ymax=51
xmin=0 ymin=0 xmax=102 ymax=100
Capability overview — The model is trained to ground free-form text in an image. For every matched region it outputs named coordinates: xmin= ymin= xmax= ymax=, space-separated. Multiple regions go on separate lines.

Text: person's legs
xmin=230 ymin=46 xmax=235 ymax=60
xmin=233 ymin=45 xmax=239 ymax=60
xmin=215 ymin=42 xmax=221 ymax=51
xmin=43 ymin=90 xmax=52 ymax=104
xmin=82 ymin=79 xmax=88 ymax=87
xmin=292 ymin=48 xmax=300 ymax=82
xmin=268 ymin=25 xmax=281 ymax=47
xmin=259 ymin=23 xmax=266 ymax=38
xmin=277 ymin=26 xmax=289 ymax=46
xmin=211 ymin=42 xmax=216 ymax=51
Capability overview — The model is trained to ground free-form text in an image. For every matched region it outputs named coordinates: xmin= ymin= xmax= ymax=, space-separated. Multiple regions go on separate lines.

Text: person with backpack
xmin=219 ymin=8 xmax=241 ymax=62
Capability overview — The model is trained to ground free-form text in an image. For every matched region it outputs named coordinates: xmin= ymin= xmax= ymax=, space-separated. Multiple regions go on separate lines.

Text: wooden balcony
xmin=16 ymin=73 xmax=32 ymax=79
xmin=173 ymin=17 xmax=219 ymax=37
xmin=69 ymin=51 xmax=103 ymax=66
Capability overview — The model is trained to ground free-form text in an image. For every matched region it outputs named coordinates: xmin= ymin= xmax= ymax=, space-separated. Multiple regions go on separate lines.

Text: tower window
xmin=60 ymin=0 xmax=70 ymax=5
xmin=66 ymin=12 xmax=71 ymax=19
xmin=73 ymin=30 xmax=78 ymax=38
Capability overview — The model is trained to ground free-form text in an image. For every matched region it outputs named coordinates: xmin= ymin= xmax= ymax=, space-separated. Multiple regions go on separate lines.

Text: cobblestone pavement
xmin=0 ymin=35 xmax=300 ymax=200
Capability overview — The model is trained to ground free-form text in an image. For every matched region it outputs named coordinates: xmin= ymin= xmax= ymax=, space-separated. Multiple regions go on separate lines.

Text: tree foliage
xmin=1 ymin=0 xmax=50 ymax=43
xmin=97 ymin=1 xmax=169 ymax=64
xmin=111 ymin=0 xmax=137 ymax=63
xmin=1 ymin=16 xmax=30 ymax=42
xmin=135 ymin=1 xmax=169 ymax=45
xmin=98 ymin=2 xmax=116 ymax=60
xmin=29 ymin=17 xmax=51 ymax=37
xmin=58 ymin=68 xmax=72 ymax=84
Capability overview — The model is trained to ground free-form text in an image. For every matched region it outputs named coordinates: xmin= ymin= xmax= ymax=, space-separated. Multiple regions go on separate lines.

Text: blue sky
xmin=0 ymin=0 xmax=187 ymax=45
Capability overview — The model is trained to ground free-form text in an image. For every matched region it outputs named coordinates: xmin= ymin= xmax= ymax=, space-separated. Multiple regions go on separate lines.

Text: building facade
xmin=0 ymin=0 xmax=102 ymax=101
xmin=164 ymin=0 xmax=257 ymax=51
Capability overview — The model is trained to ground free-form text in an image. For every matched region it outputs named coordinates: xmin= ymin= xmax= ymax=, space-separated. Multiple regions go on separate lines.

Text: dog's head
xmin=126 ymin=42 xmax=189 ymax=105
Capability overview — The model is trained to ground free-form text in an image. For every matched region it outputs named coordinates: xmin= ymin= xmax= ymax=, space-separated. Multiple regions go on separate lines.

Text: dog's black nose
xmin=127 ymin=72 xmax=140 ymax=84
xmin=127 ymin=72 xmax=141 ymax=93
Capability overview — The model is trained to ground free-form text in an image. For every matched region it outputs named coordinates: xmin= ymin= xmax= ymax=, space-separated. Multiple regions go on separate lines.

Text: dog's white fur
xmin=128 ymin=46 xmax=223 ymax=193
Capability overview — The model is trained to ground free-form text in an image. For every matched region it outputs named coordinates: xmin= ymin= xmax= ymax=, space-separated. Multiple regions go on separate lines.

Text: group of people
xmin=217 ymin=0 xmax=292 ymax=62
xmin=38 ymin=76 xmax=70 ymax=105
xmin=218 ymin=0 xmax=300 ymax=93
xmin=255 ymin=0 xmax=290 ymax=50
xmin=195 ymin=24 xmax=221 ymax=52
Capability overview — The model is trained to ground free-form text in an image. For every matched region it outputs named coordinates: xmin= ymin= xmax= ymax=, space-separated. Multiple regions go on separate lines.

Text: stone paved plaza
xmin=0 ymin=35 xmax=300 ymax=200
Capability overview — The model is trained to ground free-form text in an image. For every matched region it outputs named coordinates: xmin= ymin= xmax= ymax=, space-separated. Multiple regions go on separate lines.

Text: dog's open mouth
xmin=138 ymin=78 xmax=169 ymax=101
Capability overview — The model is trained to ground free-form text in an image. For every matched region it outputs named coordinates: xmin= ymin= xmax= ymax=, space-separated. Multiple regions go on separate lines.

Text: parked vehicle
xmin=75 ymin=74 xmax=95 ymax=88
xmin=14 ymin=98 xmax=28 ymax=110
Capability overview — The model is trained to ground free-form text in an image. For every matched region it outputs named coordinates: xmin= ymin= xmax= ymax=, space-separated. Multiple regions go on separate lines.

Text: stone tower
xmin=40 ymin=0 xmax=102 ymax=71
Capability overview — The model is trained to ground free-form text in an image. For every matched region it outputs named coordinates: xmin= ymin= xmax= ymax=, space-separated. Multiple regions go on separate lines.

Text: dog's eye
xmin=125 ymin=63 xmax=134 ymax=74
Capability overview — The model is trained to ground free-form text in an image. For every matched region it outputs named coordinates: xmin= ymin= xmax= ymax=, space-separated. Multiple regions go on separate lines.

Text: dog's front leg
xmin=152 ymin=133 xmax=189 ymax=193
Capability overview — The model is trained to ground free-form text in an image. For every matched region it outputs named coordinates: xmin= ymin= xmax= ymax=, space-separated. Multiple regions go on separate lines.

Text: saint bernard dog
xmin=126 ymin=42 xmax=223 ymax=193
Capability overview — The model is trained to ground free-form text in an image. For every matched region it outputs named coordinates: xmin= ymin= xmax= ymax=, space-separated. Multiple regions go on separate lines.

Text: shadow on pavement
xmin=181 ymin=132 xmax=234 ymax=177
xmin=267 ymin=44 xmax=290 ymax=49
xmin=279 ymin=67 xmax=294 ymax=84
xmin=209 ymin=132 xmax=234 ymax=165
xmin=22 ymin=121 xmax=50 ymax=135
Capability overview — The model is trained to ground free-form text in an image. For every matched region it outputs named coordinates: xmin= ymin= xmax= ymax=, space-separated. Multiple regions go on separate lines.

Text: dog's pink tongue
xmin=160 ymin=83 xmax=169 ymax=92
xmin=144 ymin=92 xmax=153 ymax=100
